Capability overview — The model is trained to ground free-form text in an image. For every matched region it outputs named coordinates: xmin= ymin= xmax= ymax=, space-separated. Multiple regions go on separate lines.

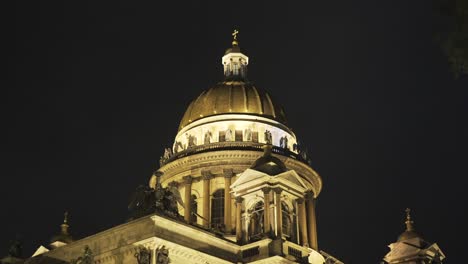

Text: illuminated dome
xmin=165 ymin=35 xmax=301 ymax=159
xmin=178 ymin=81 xmax=288 ymax=131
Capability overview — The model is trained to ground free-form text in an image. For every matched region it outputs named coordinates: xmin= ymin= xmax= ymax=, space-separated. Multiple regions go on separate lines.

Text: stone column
xmin=235 ymin=197 xmax=243 ymax=243
xmin=306 ymin=191 xmax=318 ymax=250
xmin=261 ymin=187 xmax=271 ymax=235
xmin=297 ymin=198 xmax=309 ymax=247
xmin=183 ymin=176 xmax=193 ymax=223
xmin=223 ymin=169 xmax=233 ymax=232
xmin=274 ymin=188 xmax=283 ymax=238
xmin=202 ymin=171 xmax=212 ymax=228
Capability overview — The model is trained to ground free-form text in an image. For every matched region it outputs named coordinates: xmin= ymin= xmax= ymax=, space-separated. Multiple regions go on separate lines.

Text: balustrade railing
xmin=159 ymin=141 xmax=310 ymax=166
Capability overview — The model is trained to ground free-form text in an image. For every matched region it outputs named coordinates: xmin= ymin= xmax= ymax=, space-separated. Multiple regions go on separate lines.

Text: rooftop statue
xmin=7 ymin=237 xmax=22 ymax=259
xmin=128 ymin=172 xmax=183 ymax=221
xmin=71 ymin=246 xmax=93 ymax=264
xmin=134 ymin=246 xmax=152 ymax=264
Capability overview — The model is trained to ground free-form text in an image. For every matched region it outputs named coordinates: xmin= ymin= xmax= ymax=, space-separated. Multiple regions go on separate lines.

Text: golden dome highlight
xmin=178 ymin=81 xmax=287 ymax=131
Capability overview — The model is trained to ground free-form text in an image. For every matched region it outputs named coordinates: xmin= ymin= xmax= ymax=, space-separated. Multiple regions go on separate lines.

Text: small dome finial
xmin=232 ymin=29 xmax=239 ymax=46
xmin=405 ymin=208 xmax=415 ymax=231
xmin=263 ymin=144 xmax=273 ymax=156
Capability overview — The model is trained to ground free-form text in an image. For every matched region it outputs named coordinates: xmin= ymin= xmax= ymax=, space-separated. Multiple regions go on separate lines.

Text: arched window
xmin=190 ymin=194 xmax=198 ymax=223
xmin=249 ymin=201 xmax=264 ymax=241
xmin=211 ymin=189 xmax=225 ymax=229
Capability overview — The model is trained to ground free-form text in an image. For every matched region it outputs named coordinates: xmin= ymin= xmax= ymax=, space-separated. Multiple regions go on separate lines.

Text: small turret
xmin=50 ymin=211 xmax=73 ymax=248
xmin=383 ymin=208 xmax=446 ymax=264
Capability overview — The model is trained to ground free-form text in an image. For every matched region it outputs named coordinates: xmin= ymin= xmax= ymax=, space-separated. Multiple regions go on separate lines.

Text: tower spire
xmin=405 ymin=208 xmax=415 ymax=231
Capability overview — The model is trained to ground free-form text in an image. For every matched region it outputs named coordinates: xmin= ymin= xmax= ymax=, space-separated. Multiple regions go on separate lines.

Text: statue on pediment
xmin=135 ymin=246 xmax=151 ymax=264
xmin=155 ymin=246 xmax=169 ymax=264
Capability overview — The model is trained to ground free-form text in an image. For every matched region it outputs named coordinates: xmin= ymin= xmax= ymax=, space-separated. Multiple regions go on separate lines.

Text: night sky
xmin=4 ymin=1 xmax=468 ymax=263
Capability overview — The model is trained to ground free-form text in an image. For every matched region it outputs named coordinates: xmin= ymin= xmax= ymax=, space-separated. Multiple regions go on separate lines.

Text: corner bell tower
xmin=383 ymin=209 xmax=446 ymax=264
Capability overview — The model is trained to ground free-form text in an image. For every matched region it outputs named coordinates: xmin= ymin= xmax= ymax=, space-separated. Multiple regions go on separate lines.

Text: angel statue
xmin=135 ymin=246 xmax=152 ymax=264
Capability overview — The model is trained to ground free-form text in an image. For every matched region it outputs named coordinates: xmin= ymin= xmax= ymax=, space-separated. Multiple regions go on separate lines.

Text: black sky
xmin=4 ymin=1 xmax=468 ymax=263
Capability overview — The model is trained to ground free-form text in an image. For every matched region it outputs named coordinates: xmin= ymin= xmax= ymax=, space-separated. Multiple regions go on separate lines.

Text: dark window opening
xmin=219 ymin=131 xmax=226 ymax=142
xmin=235 ymin=130 xmax=243 ymax=141
xmin=252 ymin=131 xmax=259 ymax=143
xmin=211 ymin=189 xmax=225 ymax=229
xmin=249 ymin=201 xmax=264 ymax=241
xmin=190 ymin=194 xmax=198 ymax=223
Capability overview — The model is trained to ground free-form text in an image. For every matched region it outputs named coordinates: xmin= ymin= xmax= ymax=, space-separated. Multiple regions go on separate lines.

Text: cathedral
xmin=2 ymin=32 xmax=446 ymax=264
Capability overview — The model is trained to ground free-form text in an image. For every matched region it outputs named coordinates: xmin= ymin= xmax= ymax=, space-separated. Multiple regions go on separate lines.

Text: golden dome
xmin=178 ymin=81 xmax=288 ymax=131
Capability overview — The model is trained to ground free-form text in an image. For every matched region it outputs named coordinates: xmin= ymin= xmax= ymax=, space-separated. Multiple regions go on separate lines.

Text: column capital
xmin=296 ymin=197 xmax=305 ymax=204
xmin=183 ymin=176 xmax=193 ymax=184
xmin=235 ymin=197 xmax=244 ymax=204
xmin=201 ymin=170 xmax=213 ymax=180
xmin=168 ymin=181 xmax=179 ymax=188
xmin=261 ymin=187 xmax=271 ymax=194
xmin=305 ymin=191 xmax=315 ymax=201
xmin=273 ymin=187 xmax=283 ymax=194
xmin=223 ymin=168 xmax=234 ymax=178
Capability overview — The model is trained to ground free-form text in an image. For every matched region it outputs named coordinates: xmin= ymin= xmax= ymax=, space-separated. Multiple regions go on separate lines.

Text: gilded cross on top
xmin=232 ymin=29 xmax=239 ymax=40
